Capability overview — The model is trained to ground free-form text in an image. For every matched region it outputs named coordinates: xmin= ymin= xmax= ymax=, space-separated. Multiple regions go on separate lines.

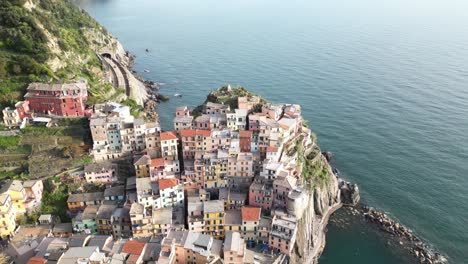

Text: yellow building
xmin=0 ymin=180 xmax=27 ymax=214
xmin=129 ymin=202 xmax=153 ymax=238
xmin=134 ymin=155 xmax=151 ymax=178
xmin=0 ymin=194 xmax=17 ymax=238
xmin=203 ymin=155 xmax=227 ymax=189
xmin=223 ymin=210 xmax=242 ymax=233
xmin=203 ymin=200 xmax=225 ymax=239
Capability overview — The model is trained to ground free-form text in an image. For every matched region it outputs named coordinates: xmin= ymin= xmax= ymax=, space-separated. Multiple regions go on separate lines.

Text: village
xmin=1 ymin=82 xmax=324 ymax=264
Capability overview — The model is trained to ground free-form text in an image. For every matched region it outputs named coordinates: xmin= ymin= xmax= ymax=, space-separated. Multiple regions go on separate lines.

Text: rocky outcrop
xmin=339 ymin=180 xmax=360 ymax=206
xmin=363 ymin=207 xmax=448 ymax=264
xmin=290 ymin=156 xmax=343 ymax=264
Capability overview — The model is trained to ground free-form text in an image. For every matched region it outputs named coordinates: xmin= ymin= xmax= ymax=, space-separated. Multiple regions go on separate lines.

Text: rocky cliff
xmin=290 ymin=154 xmax=342 ymax=264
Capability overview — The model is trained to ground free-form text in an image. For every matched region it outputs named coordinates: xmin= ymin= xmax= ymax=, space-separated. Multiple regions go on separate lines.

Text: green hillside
xmin=0 ymin=0 xmax=117 ymax=108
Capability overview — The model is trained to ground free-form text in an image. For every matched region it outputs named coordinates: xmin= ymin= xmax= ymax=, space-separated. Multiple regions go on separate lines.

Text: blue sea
xmin=75 ymin=0 xmax=468 ymax=262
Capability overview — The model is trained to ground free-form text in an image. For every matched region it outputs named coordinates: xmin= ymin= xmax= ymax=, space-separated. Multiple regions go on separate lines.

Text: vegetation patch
xmin=0 ymin=120 xmax=91 ymax=179
xmin=122 ymin=98 xmax=143 ymax=117
xmin=192 ymin=85 xmax=267 ymax=116
xmin=40 ymin=178 xmax=71 ymax=222
xmin=0 ymin=0 xmax=116 ymax=108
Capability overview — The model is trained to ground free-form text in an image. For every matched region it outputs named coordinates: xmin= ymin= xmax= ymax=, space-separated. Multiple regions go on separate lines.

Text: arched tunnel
xmin=102 ymin=53 xmax=112 ymax=59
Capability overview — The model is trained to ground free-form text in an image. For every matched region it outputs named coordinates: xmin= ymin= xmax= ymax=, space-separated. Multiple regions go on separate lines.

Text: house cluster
xmin=17 ymin=90 xmax=315 ymax=263
xmin=0 ymin=180 xmax=43 ymax=238
xmin=89 ymin=102 xmax=160 ymax=161
xmin=15 ymin=226 xmax=260 ymax=264
xmin=2 ymin=81 xmax=89 ymax=127
xmin=167 ymin=96 xmax=313 ymax=257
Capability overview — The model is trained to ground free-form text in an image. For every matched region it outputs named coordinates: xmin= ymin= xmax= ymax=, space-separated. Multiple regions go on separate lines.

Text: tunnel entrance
xmin=102 ymin=53 xmax=112 ymax=59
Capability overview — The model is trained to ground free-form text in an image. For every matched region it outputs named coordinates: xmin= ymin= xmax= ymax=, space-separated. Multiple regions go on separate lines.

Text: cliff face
xmin=290 ymin=155 xmax=342 ymax=264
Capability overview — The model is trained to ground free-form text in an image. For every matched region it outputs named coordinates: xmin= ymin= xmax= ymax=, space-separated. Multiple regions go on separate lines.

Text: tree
xmin=0 ymin=58 xmax=7 ymax=78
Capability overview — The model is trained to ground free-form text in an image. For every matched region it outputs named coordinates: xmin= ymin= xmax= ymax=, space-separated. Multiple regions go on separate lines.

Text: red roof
xmin=239 ymin=130 xmax=253 ymax=138
xmin=27 ymin=257 xmax=47 ymax=264
xmin=241 ymin=206 xmax=261 ymax=222
xmin=150 ymin=158 xmax=165 ymax=167
xmin=122 ymin=240 xmax=146 ymax=255
xmin=160 ymin=131 xmax=178 ymax=141
xmin=197 ymin=129 xmax=211 ymax=137
xmin=159 ymin=178 xmax=179 ymax=190
xmin=266 ymin=146 xmax=278 ymax=152
xmin=181 ymin=129 xmax=211 ymax=137
xmin=180 ymin=129 xmax=196 ymax=137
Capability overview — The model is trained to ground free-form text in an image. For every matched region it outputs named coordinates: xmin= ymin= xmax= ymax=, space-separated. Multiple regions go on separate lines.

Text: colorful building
xmin=0 ymin=194 xmax=17 ymax=238
xmin=67 ymin=192 xmax=104 ymax=213
xmin=73 ymin=205 xmax=99 ymax=234
xmin=203 ymin=200 xmax=225 ymax=239
xmin=129 ymin=203 xmax=153 ymax=238
xmin=269 ymin=214 xmax=298 ymax=255
xmin=239 ymin=130 xmax=253 ymax=153
xmin=160 ymin=131 xmax=179 ymax=159
xmin=224 ymin=231 xmax=246 ymax=264
xmin=84 ymin=161 xmax=119 ymax=184
xmin=158 ymin=178 xmax=184 ymax=208
xmin=24 ymin=81 xmax=88 ymax=117
xmin=96 ymin=203 xmax=117 ymax=235
xmin=0 ymin=180 xmax=27 ymax=214
xmin=241 ymin=206 xmax=261 ymax=241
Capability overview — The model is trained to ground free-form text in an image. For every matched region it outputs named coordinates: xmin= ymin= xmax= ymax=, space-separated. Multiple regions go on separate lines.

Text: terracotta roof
xmin=181 ymin=129 xmax=211 ymax=138
xmin=266 ymin=146 xmax=278 ymax=152
xmin=160 ymin=131 xmax=177 ymax=141
xmin=122 ymin=240 xmax=146 ymax=255
xmin=197 ymin=129 xmax=211 ymax=137
xmin=150 ymin=158 xmax=165 ymax=167
xmin=239 ymin=130 xmax=253 ymax=138
xmin=159 ymin=178 xmax=179 ymax=190
xmin=27 ymin=257 xmax=47 ymax=264
xmin=241 ymin=206 xmax=261 ymax=222
xmin=181 ymin=129 xmax=196 ymax=137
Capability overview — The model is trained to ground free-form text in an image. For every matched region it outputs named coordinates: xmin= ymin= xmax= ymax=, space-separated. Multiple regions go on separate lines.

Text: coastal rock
xmin=322 ymin=151 xmax=333 ymax=162
xmin=339 ymin=180 xmax=360 ymax=206
xmin=360 ymin=206 xmax=448 ymax=264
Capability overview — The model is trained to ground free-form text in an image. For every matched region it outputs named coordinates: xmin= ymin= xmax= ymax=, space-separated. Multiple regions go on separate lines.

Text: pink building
xmin=248 ymin=114 xmax=261 ymax=131
xmin=249 ymin=181 xmax=273 ymax=214
xmin=273 ymin=176 xmax=297 ymax=209
xmin=84 ymin=161 xmax=118 ymax=184
xmin=23 ymin=180 xmax=43 ymax=209
xmin=2 ymin=101 xmax=30 ymax=127
xmin=175 ymin=106 xmax=190 ymax=117
xmin=194 ymin=114 xmax=211 ymax=130
xmin=224 ymin=231 xmax=246 ymax=264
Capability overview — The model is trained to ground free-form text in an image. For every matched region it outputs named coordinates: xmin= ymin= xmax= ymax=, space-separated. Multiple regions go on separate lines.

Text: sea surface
xmin=75 ymin=0 xmax=468 ymax=263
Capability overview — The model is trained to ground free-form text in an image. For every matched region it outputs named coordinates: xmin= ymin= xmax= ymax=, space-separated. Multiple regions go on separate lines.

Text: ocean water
xmin=75 ymin=0 xmax=468 ymax=262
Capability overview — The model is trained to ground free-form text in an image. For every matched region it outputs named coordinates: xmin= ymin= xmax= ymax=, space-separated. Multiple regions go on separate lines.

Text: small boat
xmin=145 ymin=49 xmax=149 ymax=52
xmin=144 ymin=69 xmax=150 ymax=73
xmin=174 ymin=93 xmax=182 ymax=97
